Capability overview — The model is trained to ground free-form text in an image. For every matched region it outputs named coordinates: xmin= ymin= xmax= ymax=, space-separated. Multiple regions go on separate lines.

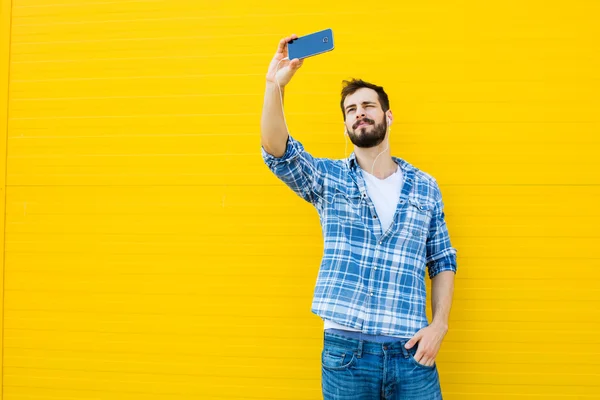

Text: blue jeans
xmin=321 ymin=330 xmax=442 ymax=400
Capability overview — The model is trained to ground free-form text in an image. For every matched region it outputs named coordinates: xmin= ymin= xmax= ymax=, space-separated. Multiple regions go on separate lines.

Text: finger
xmin=276 ymin=37 xmax=287 ymax=54
xmin=405 ymin=332 xmax=421 ymax=349
xmin=277 ymin=34 xmax=298 ymax=55
xmin=277 ymin=35 xmax=294 ymax=53
xmin=286 ymin=34 xmax=296 ymax=44
xmin=289 ymin=58 xmax=303 ymax=68
xmin=414 ymin=352 xmax=423 ymax=364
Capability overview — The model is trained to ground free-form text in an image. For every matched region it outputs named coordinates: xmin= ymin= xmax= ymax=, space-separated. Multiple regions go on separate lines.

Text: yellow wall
xmin=0 ymin=0 xmax=11 ymax=396
xmin=2 ymin=0 xmax=600 ymax=399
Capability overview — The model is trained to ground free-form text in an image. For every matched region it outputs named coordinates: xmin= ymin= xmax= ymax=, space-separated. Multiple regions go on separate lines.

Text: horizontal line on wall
xmin=5 ymin=327 xmax=320 ymax=336
xmin=10 ymin=112 xmax=261 ymax=119
xmin=3 ymin=289 xmax=309 ymax=296
xmin=2 ymin=383 xmax=284 ymax=398
xmin=3 ymin=365 xmax=322 ymax=380
xmin=10 ymin=73 xmax=600 ymax=82
xmin=14 ymin=0 xmax=162 ymax=9
xmin=4 ymin=311 xmax=316 ymax=318
xmin=8 ymin=133 xmax=261 ymax=137
xmin=13 ymin=32 xmax=294 ymax=45
xmin=11 ymin=73 xmax=265 ymax=82
xmin=9 ymin=53 xmax=597 ymax=64
xmin=9 ymin=152 xmax=264 ymax=157
xmin=12 ymin=93 xmax=265 ymax=100
xmin=11 ymin=53 xmax=271 ymax=63
xmin=12 ymin=11 xmax=370 ymax=27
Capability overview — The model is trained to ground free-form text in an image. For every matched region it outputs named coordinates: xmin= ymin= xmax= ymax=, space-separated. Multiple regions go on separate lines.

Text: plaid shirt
xmin=261 ymin=135 xmax=457 ymax=338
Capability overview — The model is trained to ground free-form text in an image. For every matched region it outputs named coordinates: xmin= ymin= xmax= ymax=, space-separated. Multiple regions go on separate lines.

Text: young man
xmin=261 ymin=34 xmax=457 ymax=400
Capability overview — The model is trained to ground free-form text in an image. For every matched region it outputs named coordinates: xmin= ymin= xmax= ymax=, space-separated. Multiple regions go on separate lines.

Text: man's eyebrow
xmin=345 ymin=101 xmax=377 ymax=111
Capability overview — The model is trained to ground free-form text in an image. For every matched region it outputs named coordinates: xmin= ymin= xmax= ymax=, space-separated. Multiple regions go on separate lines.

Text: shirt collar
xmin=347 ymin=151 xmax=413 ymax=176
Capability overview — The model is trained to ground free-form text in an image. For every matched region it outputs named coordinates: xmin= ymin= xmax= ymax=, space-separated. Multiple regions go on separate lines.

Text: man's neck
xmin=354 ymin=143 xmax=397 ymax=180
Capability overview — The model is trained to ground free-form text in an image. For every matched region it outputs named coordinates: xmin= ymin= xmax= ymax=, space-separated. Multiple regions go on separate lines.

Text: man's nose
xmin=355 ymin=109 xmax=365 ymax=119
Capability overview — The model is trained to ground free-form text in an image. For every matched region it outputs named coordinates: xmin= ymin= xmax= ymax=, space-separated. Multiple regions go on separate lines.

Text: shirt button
xmin=379 ymin=241 xmax=382 ymax=245
xmin=370 ymin=292 xmax=374 ymax=296
xmin=374 ymin=267 xmax=378 ymax=270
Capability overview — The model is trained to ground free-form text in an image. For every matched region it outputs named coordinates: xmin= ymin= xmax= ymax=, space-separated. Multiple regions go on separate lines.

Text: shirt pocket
xmin=325 ymin=187 xmax=364 ymax=225
xmin=404 ymin=197 xmax=434 ymax=238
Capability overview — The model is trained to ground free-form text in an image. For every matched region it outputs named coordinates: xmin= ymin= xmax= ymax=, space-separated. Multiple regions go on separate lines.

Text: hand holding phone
xmin=266 ymin=34 xmax=305 ymax=87
xmin=266 ymin=29 xmax=335 ymax=87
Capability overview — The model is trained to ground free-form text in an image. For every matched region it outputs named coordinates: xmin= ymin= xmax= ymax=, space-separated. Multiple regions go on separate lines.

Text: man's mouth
xmin=354 ymin=119 xmax=373 ymax=129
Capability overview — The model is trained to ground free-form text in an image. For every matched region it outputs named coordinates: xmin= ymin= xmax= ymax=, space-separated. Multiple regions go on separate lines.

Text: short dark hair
xmin=340 ymin=78 xmax=390 ymax=120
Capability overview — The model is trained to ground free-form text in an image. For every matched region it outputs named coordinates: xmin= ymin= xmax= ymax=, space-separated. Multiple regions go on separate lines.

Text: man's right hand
xmin=266 ymin=34 xmax=304 ymax=87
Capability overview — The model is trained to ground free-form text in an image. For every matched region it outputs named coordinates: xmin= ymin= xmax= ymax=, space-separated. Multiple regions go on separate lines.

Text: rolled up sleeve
xmin=426 ymin=180 xmax=458 ymax=279
xmin=261 ymin=135 xmax=323 ymax=205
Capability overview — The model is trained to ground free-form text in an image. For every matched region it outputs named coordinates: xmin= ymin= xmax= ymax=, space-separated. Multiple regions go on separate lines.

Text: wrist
xmin=431 ymin=320 xmax=448 ymax=332
xmin=266 ymin=80 xmax=283 ymax=89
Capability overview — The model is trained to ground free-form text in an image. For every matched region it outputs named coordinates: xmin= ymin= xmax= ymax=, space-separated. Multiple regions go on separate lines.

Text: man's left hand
xmin=404 ymin=322 xmax=448 ymax=367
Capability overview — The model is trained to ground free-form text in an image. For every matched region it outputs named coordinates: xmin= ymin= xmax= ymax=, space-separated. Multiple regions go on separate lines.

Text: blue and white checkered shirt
xmin=261 ymin=135 xmax=457 ymax=338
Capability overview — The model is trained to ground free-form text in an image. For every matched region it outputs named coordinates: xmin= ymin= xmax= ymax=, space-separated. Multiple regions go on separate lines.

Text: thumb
xmin=405 ymin=330 xmax=423 ymax=349
xmin=289 ymin=58 xmax=303 ymax=69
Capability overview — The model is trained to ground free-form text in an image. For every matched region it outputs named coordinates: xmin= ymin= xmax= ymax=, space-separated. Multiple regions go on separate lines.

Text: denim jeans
xmin=321 ymin=330 xmax=442 ymax=400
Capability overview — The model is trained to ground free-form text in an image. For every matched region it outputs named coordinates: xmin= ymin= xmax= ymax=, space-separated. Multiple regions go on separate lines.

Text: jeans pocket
xmin=321 ymin=348 xmax=357 ymax=371
xmin=408 ymin=346 xmax=436 ymax=369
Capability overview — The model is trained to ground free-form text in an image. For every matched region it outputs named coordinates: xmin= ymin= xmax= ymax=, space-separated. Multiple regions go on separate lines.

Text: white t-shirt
xmin=360 ymin=164 xmax=403 ymax=233
xmin=324 ymin=163 xmax=403 ymax=332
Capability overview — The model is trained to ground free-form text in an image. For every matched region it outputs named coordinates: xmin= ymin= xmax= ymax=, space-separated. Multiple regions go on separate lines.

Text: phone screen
xmin=288 ymin=28 xmax=334 ymax=60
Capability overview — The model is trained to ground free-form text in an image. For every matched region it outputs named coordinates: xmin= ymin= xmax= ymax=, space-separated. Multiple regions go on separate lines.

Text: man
xmin=261 ymin=34 xmax=457 ymax=400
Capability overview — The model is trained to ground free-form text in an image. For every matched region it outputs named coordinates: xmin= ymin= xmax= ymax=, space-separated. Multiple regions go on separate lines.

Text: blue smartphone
xmin=288 ymin=28 xmax=334 ymax=60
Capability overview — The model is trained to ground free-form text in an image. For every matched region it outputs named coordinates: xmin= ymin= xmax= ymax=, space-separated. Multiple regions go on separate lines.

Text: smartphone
xmin=287 ymin=28 xmax=334 ymax=60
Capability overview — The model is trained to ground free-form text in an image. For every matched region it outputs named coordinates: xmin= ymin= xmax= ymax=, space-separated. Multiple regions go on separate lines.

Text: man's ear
xmin=386 ymin=111 xmax=393 ymax=125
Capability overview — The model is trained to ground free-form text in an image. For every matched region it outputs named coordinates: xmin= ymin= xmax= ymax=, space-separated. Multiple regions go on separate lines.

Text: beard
xmin=347 ymin=117 xmax=387 ymax=148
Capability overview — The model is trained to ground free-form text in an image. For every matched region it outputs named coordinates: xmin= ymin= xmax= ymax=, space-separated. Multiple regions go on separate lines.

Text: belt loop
xmin=357 ymin=338 xmax=363 ymax=358
xmin=401 ymin=339 xmax=410 ymax=358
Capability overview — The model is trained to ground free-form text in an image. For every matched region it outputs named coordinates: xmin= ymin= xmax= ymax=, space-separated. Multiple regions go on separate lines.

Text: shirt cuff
xmin=261 ymin=135 xmax=302 ymax=165
xmin=427 ymin=253 xmax=457 ymax=279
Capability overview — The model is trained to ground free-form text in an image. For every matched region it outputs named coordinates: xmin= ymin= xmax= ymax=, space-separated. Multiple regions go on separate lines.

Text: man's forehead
xmin=344 ymin=88 xmax=380 ymax=107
